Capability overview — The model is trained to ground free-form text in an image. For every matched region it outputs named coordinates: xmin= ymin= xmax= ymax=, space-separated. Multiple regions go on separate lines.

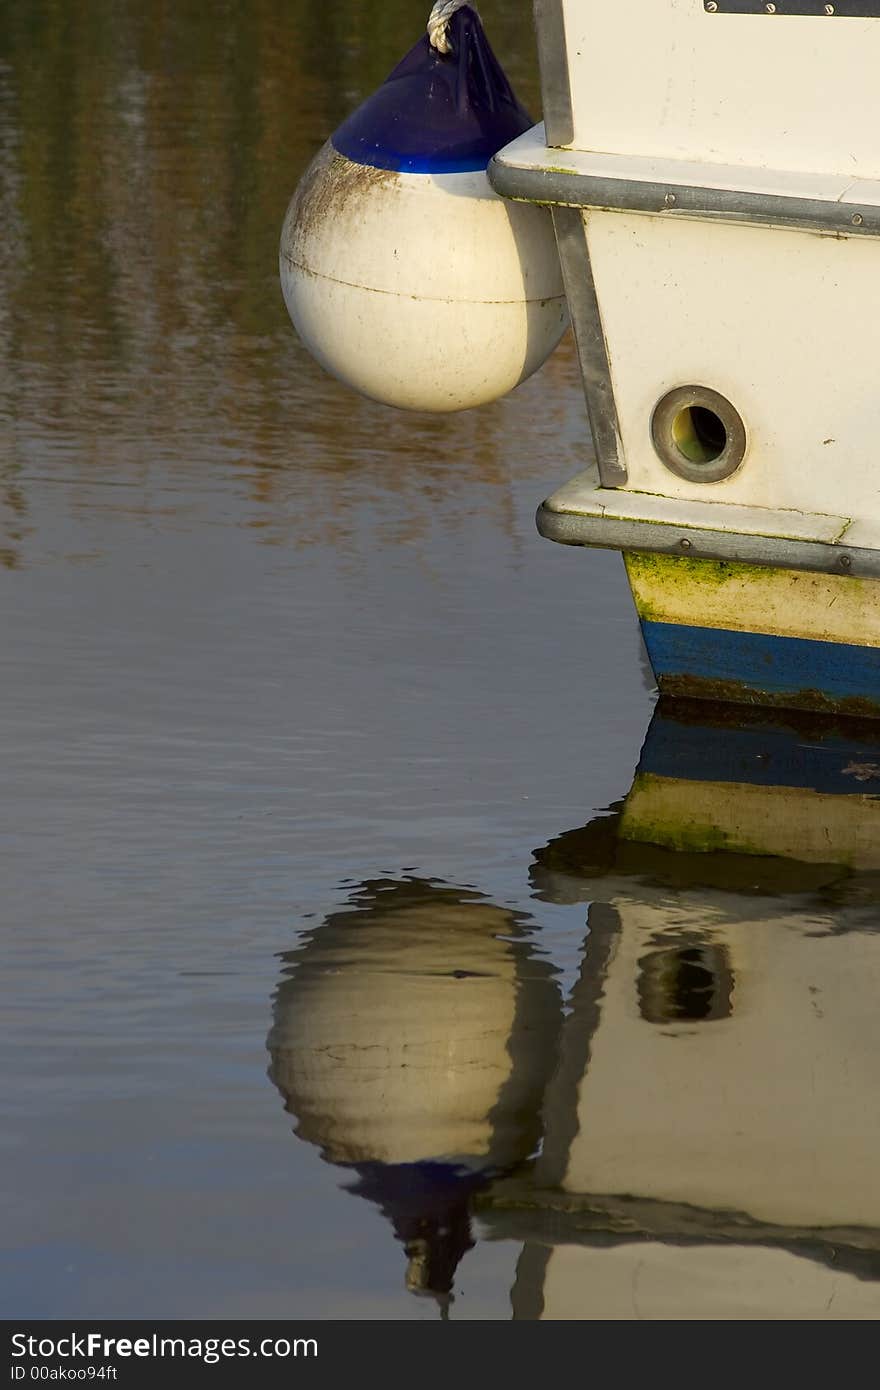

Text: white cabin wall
xmin=561 ymin=0 xmax=880 ymax=179
xmin=584 ymin=209 xmax=880 ymax=521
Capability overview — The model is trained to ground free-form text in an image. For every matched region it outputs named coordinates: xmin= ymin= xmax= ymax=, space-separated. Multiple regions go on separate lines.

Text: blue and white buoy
xmin=280 ymin=2 xmax=567 ymax=413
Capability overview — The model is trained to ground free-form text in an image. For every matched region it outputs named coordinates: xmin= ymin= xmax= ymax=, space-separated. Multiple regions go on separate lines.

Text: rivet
xmin=839 ymin=555 xmax=852 ymax=571
xmin=852 ymin=213 xmax=864 ymax=226
xmin=679 ymin=538 xmax=692 ymax=550
xmin=664 ymin=192 xmax=676 ymax=207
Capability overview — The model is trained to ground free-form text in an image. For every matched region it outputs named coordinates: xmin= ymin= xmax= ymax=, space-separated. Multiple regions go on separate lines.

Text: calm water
xmin=3 ymin=1 xmax=880 ymax=1321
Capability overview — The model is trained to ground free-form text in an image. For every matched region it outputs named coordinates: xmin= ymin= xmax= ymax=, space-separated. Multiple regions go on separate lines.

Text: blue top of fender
xmin=330 ymin=8 xmax=532 ymax=175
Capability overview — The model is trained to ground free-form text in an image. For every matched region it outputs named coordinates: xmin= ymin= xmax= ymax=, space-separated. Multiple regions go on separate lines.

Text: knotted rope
xmin=427 ymin=0 xmax=474 ymax=54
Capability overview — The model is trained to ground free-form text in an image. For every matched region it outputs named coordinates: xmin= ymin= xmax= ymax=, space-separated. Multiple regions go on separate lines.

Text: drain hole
xmin=673 ymin=405 xmax=727 ymax=464
xmin=651 ymin=385 xmax=747 ymax=483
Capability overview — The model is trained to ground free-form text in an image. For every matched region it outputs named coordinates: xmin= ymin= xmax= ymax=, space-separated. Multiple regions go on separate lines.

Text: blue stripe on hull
xmin=641 ymin=621 xmax=880 ymax=716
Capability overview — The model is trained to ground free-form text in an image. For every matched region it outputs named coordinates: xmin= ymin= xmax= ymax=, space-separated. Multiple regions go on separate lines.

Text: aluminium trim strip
xmin=551 ymin=207 xmax=626 ymax=486
xmin=706 ymin=1 xmax=880 ymax=13
xmin=533 ymin=0 xmax=574 ymax=146
xmin=489 ymin=159 xmax=880 ymax=238
xmin=536 ymin=505 xmax=880 ymax=577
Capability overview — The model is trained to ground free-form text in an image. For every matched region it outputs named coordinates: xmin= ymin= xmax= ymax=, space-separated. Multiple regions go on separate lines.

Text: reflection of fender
xmin=267 ymin=878 xmax=562 ymax=1308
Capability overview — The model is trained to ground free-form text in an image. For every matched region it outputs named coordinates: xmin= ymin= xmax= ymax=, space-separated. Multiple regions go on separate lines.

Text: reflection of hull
xmin=481 ymin=705 xmax=880 ymax=1318
xmin=622 ymin=701 xmax=880 ymax=873
xmin=482 ymin=898 xmax=880 ymax=1316
xmin=534 ymin=703 xmax=880 ymax=898
xmin=511 ymin=1236 xmax=880 ymax=1321
xmin=549 ymin=899 xmax=880 ymax=1231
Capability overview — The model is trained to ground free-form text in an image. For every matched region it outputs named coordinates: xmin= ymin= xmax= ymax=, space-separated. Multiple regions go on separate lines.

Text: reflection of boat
xmin=267 ymin=708 xmax=880 ymax=1317
xmin=266 ymin=878 xmax=561 ymax=1311
xmin=489 ymin=0 xmax=880 ymax=716
xmin=478 ymin=704 xmax=880 ymax=1318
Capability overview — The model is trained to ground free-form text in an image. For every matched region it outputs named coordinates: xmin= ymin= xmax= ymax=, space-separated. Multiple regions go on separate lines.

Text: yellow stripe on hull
xmin=625 ymin=553 xmax=880 ymax=649
xmin=621 ymin=772 xmax=880 ymax=871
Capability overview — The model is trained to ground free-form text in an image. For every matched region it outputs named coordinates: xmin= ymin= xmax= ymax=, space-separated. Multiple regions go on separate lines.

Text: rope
xmin=427 ymin=0 xmax=473 ymax=54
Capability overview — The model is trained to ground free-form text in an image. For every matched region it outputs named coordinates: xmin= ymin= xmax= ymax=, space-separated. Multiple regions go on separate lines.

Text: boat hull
xmin=626 ymin=551 xmax=880 ymax=717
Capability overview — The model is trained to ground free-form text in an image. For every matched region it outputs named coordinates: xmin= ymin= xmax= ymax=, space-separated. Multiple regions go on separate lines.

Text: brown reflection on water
xmin=0 ymin=0 xmax=585 ymax=567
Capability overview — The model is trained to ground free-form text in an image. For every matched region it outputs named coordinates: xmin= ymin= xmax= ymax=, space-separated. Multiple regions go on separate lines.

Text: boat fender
xmin=279 ymin=1 xmax=567 ymax=413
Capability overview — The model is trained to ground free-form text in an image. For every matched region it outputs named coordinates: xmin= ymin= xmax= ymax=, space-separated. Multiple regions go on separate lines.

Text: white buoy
xmin=279 ymin=2 xmax=567 ymax=413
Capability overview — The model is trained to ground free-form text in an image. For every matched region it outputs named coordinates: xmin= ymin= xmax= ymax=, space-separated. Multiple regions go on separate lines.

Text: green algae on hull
xmin=625 ymin=550 xmax=878 ymax=625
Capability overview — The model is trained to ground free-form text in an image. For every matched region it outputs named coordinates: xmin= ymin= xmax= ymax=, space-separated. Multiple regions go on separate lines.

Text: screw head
xmin=852 ymin=213 xmax=864 ymax=226
xmin=824 ymin=3 xmax=834 ymax=12
xmin=839 ymin=555 xmax=852 ymax=571
xmin=705 ymin=1 xmax=718 ymax=9
xmin=679 ymin=538 xmax=692 ymax=551
xmin=765 ymin=2 xmax=776 ymax=10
